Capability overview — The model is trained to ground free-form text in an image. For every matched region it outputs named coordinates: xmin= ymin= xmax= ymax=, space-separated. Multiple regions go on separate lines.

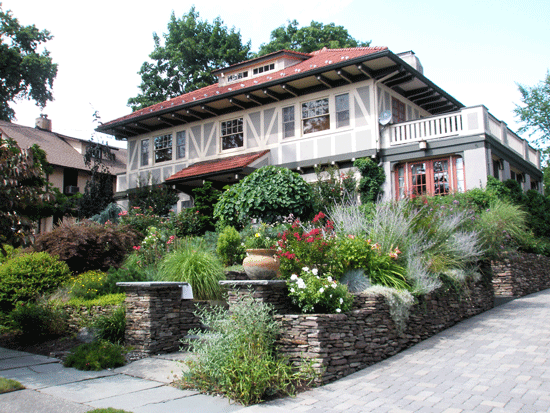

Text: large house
xmin=97 ymin=46 xmax=541 ymax=210
xmin=0 ymin=116 xmax=127 ymax=232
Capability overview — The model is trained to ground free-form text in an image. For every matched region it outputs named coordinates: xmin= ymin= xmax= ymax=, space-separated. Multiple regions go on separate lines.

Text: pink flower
xmin=133 ymin=245 xmax=141 ymax=251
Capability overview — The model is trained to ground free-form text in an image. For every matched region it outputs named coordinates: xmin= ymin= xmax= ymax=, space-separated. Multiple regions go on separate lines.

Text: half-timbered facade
xmin=97 ymin=47 xmax=541 ymax=210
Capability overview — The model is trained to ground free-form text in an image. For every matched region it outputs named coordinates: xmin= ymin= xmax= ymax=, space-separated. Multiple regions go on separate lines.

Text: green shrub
xmin=0 ymin=244 xmax=16 ymax=264
xmin=0 ymin=252 xmax=71 ymax=312
xmin=60 ymin=293 xmax=126 ymax=309
xmin=93 ymin=306 xmax=126 ymax=344
xmin=287 ymin=268 xmax=354 ymax=313
xmin=64 ymin=340 xmax=126 ymax=371
xmin=69 ymin=271 xmax=108 ymax=300
xmin=181 ymin=296 xmax=317 ymax=405
xmin=354 ymin=157 xmax=385 ymax=204
xmin=33 ymin=221 xmax=140 ymax=274
xmin=156 ymin=241 xmax=225 ymax=300
xmin=333 ymin=236 xmax=409 ymax=290
xmin=10 ymin=302 xmax=68 ymax=337
xmin=311 ymin=165 xmax=357 ymax=213
xmin=216 ymin=226 xmax=245 ymax=266
xmin=214 ymin=166 xmax=313 ymax=228
xmin=118 ymin=206 xmax=167 ymax=239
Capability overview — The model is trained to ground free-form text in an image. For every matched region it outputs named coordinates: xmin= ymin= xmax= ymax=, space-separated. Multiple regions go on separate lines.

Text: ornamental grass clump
xmin=156 ymin=239 xmax=225 ymax=300
xmin=180 ymin=297 xmax=317 ymax=405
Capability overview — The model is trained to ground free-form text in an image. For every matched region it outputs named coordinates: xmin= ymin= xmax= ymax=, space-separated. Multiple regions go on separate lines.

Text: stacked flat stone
xmin=492 ymin=252 xmax=550 ymax=297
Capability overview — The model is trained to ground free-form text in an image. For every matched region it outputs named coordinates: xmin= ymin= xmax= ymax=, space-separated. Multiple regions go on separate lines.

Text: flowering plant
xmin=133 ymin=226 xmax=176 ymax=268
xmin=333 ymin=235 xmax=409 ymax=290
xmin=277 ymin=212 xmax=337 ymax=278
xmin=243 ymin=223 xmax=277 ymax=249
xmin=287 ymin=267 xmax=354 ymax=314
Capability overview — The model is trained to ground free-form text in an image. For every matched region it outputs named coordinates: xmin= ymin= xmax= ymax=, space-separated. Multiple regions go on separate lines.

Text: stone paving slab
xmin=39 ymin=374 xmax=164 ymax=403
xmin=131 ymin=393 xmax=243 ymax=413
xmin=0 ymin=389 xmax=92 ymax=413
xmin=0 ymin=354 xmax=59 ymax=370
xmin=88 ymin=385 xmax=199 ymax=410
xmin=0 ymin=348 xmax=29 ymax=360
xmin=114 ymin=356 xmax=187 ymax=383
xmin=1 ymin=363 xmax=115 ymax=389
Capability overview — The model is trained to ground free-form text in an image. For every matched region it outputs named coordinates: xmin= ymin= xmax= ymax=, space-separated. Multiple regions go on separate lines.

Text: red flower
xmin=133 ymin=245 xmax=141 ymax=251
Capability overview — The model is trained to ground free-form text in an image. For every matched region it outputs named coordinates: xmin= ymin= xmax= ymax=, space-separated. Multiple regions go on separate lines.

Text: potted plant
xmin=242 ymin=224 xmax=280 ymax=280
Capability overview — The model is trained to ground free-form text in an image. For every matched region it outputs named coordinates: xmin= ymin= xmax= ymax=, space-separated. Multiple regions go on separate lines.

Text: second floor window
xmin=176 ymin=131 xmax=186 ymax=159
xmin=283 ymin=106 xmax=295 ymax=138
xmin=221 ymin=118 xmax=243 ymax=150
xmin=141 ymin=139 xmax=149 ymax=167
xmin=335 ymin=93 xmax=350 ymax=128
xmin=154 ymin=134 xmax=172 ymax=163
xmin=392 ymin=97 xmax=406 ymax=123
xmin=302 ymin=98 xmax=329 ymax=135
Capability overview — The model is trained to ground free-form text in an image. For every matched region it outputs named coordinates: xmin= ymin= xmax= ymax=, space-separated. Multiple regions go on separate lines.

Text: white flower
xmin=316 ymin=276 xmax=320 ymax=279
xmin=331 ymin=283 xmax=337 ymax=289
xmin=302 ymin=267 xmax=310 ymax=272
xmin=336 ymin=308 xmax=341 ymax=313
xmin=339 ymin=297 xmax=344 ymax=304
xmin=290 ymin=274 xmax=298 ymax=281
xmin=290 ymin=288 xmax=295 ymax=293
xmin=311 ymin=268 xmax=318 ymax=276
xmin=319 ymin=287 xmax=325 ymax=293
xmin=327 ymin=276 xmax=333 ymax=282
xmin=297 ymin=279 xmax=306 ymax=289
xmin=330 ymin=294 xmax=333 ymax=298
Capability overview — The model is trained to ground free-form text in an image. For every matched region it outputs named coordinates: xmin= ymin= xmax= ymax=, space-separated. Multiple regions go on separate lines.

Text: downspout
xmin=372 ymin=69 xmax=402 ymax=155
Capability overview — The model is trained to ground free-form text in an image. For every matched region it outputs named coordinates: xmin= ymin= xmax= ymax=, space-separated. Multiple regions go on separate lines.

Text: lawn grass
xmin=0 ymin=377 xmax=24 ymax=393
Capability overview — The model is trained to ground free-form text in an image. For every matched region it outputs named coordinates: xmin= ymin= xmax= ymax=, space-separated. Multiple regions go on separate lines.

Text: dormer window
xmin=253 ymin=63 xmax=275 ymax=75
xmin=227 ymin=71 xmax=248 ymax=83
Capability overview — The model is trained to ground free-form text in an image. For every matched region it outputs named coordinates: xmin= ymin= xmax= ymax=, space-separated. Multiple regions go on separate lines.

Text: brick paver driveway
xmin=236 ymin=289 xmax=550 ymax=413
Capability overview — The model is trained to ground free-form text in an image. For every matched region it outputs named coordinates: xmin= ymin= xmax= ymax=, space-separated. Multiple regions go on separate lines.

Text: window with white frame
xmin=302 ymin=98 xmax=330 ymax=135
xmin=140 ymin=139 xmax=149 ymax=167
xmin=176 ymin=131 xmax=186 ymax=159
xmin=335 ymin=93 xmax=350 ymax=128
xmin=282 ymin=106 xmax=295 ymax=138
xmin=227 ymin=70 xmax=248 ymax=83
xmin=253 ymin=63 xmax=275 ymax=75
xmin=221 ymin=118 xmax=244 ymax=150
xmin=154 ymin=134 xmax=172 ymax=163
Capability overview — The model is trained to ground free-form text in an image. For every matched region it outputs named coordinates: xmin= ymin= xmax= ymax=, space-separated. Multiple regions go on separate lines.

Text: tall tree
xmin=256 ymin=20 xmax=371 ymax=57
xmin=127 ymin=7 xmax=251 ymax=111
xmin=514 ymin=71 xmax=550 ymax=145
xmin=0 ymin=136 xmax=54 ymax=253
xmin=0 ymin=3 xmax=58 ymax=121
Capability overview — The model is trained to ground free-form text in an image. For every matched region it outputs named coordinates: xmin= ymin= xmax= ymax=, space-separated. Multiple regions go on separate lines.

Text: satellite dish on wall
xmin=379 ymin=110 xmax=393 ymax=126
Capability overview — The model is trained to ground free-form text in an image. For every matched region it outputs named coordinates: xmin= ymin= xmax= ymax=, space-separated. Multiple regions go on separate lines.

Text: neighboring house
xmin=97 ymin=46 xmax=541 ymax=210
xmin=0 ymin=116 xmax=127 ymax=232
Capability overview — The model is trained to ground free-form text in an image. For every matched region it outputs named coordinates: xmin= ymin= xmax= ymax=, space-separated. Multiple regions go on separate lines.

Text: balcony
xmin=383 ymin=106 xmax=540 ymax=169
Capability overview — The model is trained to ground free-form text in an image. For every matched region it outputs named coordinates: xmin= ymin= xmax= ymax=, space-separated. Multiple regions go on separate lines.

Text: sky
xmin=3 ymin=0 xmax=550 ymax=149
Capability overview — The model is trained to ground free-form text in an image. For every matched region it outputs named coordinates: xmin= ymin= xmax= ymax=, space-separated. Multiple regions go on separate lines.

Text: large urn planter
xmin=243 ymin=249 xmax=280 ymax=280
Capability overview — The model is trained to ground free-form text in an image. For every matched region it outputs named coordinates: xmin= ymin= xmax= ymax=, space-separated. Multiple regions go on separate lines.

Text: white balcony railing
xmin=385 ymin=106 xmax=540 ymax=169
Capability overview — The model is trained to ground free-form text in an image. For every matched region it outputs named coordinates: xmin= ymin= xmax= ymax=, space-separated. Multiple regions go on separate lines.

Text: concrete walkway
xmin=1 ymin=289 xmax=549 ymax=412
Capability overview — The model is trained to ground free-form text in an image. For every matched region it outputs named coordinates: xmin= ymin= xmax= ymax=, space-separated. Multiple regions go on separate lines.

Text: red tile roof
xmin=166 ymin=150 xmax=270 ymax=182
xmin=101 ymin=47 xmax=388 ymax=128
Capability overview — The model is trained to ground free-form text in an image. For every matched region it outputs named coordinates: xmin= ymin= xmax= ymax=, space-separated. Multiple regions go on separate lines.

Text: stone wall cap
xmin=116 ymin=281 xmax=190 ymax=288
xmin=219 ymin=280 xmax=287 ymax=286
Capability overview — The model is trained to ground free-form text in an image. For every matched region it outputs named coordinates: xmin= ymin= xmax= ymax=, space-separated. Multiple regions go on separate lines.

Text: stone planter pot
xmin=243 ymin=249 xmax=280 ymax=280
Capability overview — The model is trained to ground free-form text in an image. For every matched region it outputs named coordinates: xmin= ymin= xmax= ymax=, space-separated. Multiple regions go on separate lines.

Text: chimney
xmin=35 ymin=114 xmax=52 ymax=132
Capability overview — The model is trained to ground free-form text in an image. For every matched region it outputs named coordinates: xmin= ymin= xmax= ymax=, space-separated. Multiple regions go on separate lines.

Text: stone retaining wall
xmin=117 ymin=282 xmax=201 ymax=356
xmin=220 ymin=280 xmax=294 ymax=314
xmin=62 ymin=305 xmax=119 ymax=332
xmin=492 ymin=252 xmax=550 ymax=297
xmin=274 ymin=277 xmax=493 ymax=384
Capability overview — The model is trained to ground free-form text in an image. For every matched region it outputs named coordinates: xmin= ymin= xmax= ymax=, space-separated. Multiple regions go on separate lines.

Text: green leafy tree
xmin=0 ymin=4 xmax=58 ymax=120
xmin=77 ymin=141 xmax=115 ymax=218
xmin=514 ymin=71 xmax=550 ymax=145
xmin=256 ymin=20 xmax=370 ymax=57
xmin=0 ymin=136 xmax=55 ymax=253
xmin=128 ymin=175 xmax=179 ymax=216
xmin=127 ymin=7 xmax=251 ymax=111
